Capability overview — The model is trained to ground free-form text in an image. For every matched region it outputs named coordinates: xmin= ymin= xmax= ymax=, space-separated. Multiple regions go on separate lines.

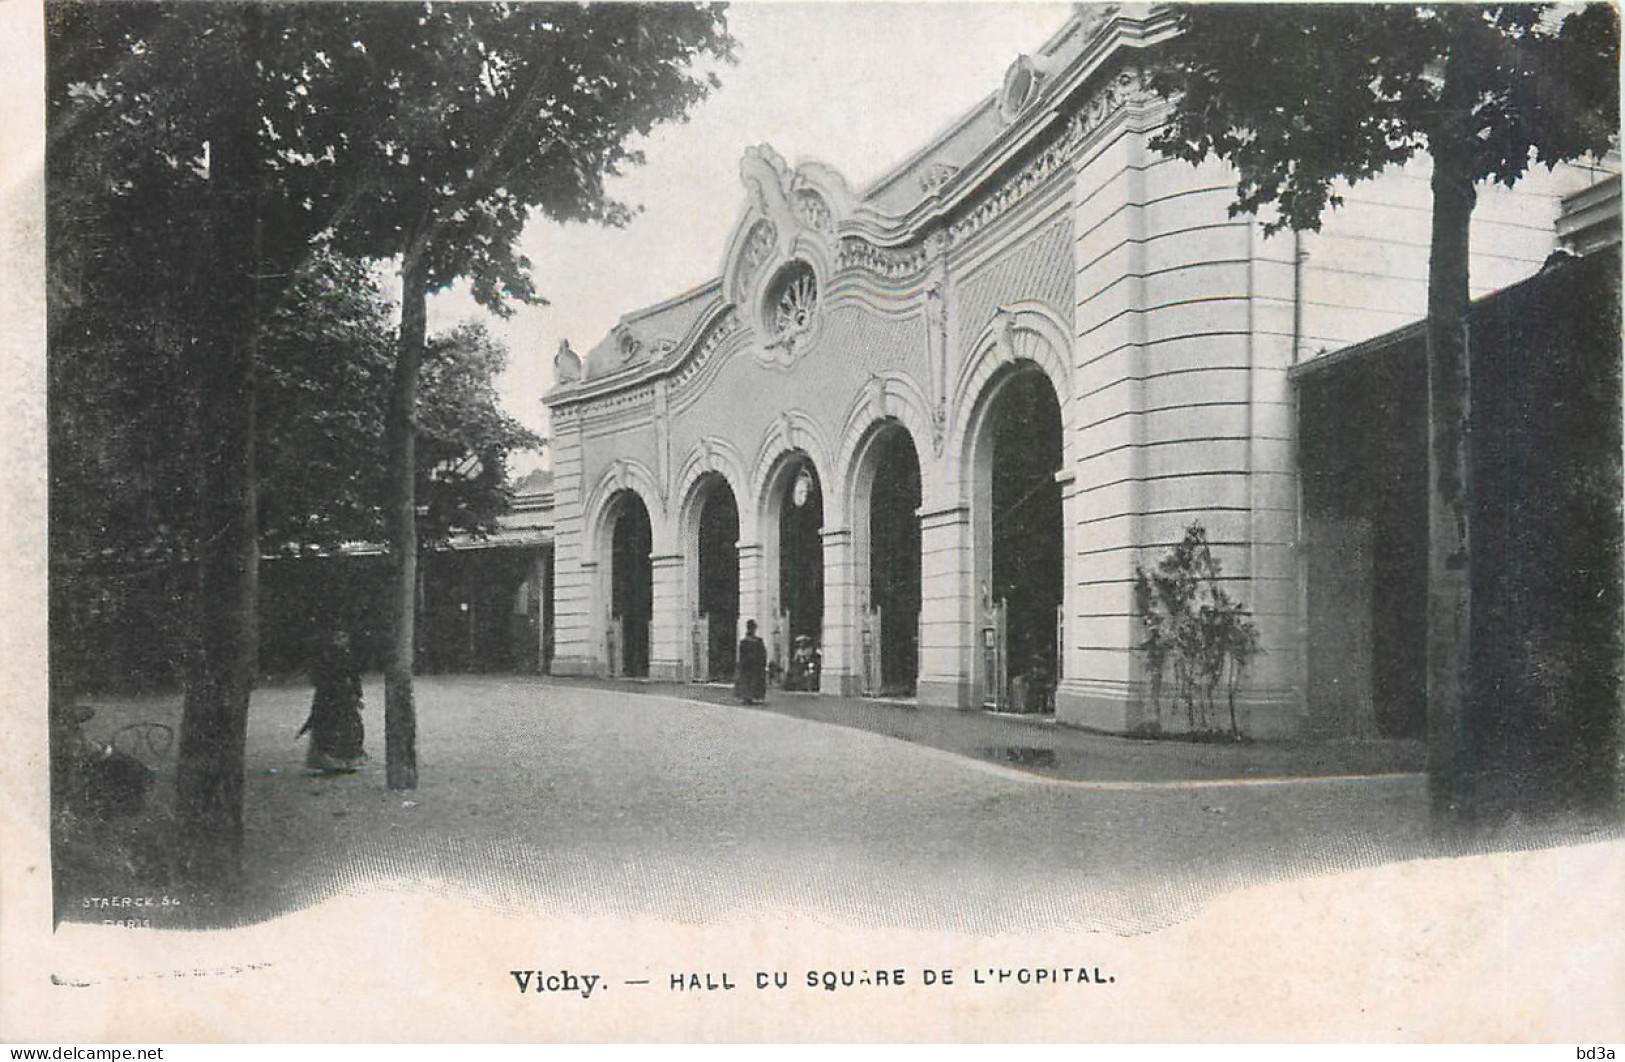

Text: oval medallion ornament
xmin=759 ymin=260 xmax=821 ymax=367
xmin=999 ymin=54 xmax=1043 ymax=123
xmin=774 ymin=266 xmax=817 ymax=338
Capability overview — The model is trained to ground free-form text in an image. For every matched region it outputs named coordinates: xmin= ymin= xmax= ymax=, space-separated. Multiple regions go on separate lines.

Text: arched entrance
xmin=857 ymin=425 xmax=922 ymax=696
xmin=763 ymin=453 xmax=824 ymax=685
xmin=973 ymin=368 xmax=1063 ymax=711
xmin=694 ymin=476 xmax=740 ymax=682
xmin=608 ymin=491 xmax=652 ymax=678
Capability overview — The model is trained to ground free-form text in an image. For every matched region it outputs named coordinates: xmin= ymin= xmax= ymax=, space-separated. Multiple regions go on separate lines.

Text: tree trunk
xmin=174 ymin=334 xmax=259 ymax=888
xmin=1423 ymin=56 xmax=1479 ymax=824
xmin=384 ymin=251 xmax=429 ymax=790
xmin=174 ymin=42 xmax=263 ymax=888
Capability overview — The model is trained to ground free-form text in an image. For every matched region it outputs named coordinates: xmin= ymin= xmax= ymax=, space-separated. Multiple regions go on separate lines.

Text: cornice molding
xmin=844 ymin=6 xmax=1177 ymax=240
xmin=544 ymin=10 xmax=1173 ymax=414
xmin=836 ymin=237 xmax=932 ymax=281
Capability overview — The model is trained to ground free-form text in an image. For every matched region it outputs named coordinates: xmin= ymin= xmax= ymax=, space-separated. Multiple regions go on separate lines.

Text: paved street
xmin=76 ymin=675 xmax=1607 ymax=934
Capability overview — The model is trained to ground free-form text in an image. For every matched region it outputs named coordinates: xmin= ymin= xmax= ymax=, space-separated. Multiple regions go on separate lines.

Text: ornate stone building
xmin=542 ymin=7 xmax=1609 ymax=737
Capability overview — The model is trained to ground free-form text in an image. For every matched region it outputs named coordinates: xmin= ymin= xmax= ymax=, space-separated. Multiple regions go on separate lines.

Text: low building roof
xmin=1290 ymin=246 xmax=1620 ymax=385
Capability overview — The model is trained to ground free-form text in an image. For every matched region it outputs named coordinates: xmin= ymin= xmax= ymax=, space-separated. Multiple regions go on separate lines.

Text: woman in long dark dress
xmin=299 ymin=629 xmax=366 ymax=772
xmin=734 ymin=619 xmax=767 ymax=705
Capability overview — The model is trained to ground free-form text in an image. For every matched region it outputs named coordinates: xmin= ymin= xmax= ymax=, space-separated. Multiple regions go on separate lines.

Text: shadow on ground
xmin=560 ymin=676 xmax=1430 ymax=782
xmin=54 ymin=675 xmax=1620 ymax=936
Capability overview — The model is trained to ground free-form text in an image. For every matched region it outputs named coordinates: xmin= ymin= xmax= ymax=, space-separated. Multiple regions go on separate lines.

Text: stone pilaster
xmin=916 ymin=504 xmax=974 ymax=708
xmin=547 ymin=407 xmax=599 ymax=677
xmin=648 ymin=552 xmax=687 ymax=681
xmin=1059 ymin=118 xmax=1152 ymax=731
xmin=819 ymin=527 xmax=859 ymax=695
xmin=736 ymin=542 xmax=765 ymax=638
xmin=531 ymin=549 xmax=550 ymax=674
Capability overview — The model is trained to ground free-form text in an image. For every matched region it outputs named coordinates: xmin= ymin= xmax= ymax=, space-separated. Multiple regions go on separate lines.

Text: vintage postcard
xmin=4 ymin=0 xmax=1622 ymax=1044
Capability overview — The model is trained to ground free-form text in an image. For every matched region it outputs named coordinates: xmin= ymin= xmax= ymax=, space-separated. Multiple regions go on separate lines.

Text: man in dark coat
xmin=735 ymin=619 xmax=768 ymax=705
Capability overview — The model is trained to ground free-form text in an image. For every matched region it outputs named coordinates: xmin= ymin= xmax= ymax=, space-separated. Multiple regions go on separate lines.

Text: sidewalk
xmin=549 ymin=676 xmax=1427 ymax=784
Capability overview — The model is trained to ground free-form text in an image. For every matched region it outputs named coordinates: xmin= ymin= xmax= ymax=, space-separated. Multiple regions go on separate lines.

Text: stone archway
xmin=689 ymin=473 xmax=740 ymax=682
xmin=758 ymin=451 xmax=825 ymax=685
xmin=606 ymin=490 xmax=653 ymax=678
xmin=849 ymin=422 xmax=923 ymax=697
xmin=950 ymin=303 xmax=1074 ymax=712
xmin=967 ymin=365 xmax=1065 ymax=712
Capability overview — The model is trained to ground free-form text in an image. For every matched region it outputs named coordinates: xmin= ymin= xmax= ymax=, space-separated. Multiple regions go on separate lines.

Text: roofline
xmin=1287 ymin=319 xmax=1426 ymax=382
xmin=861 ymin=88 xmax=1001 ymax=204
xmin=262 ymin=526 xmax=555 ymax=562
xmin=619 ymin=276 xmax=723 ymax=326
xmin=1289 ymin=250 xmax=1617 ymax=383
xmin=546 ymin=5 xmax=1185 ymax=408
xmin=853 ymin=4 xmax=1182 ymax=240
xmin=546 ymin=293 xmax=732 ymax=407
xmin=511 ymin=494 xmax=555 ymax=511
xmin=859 ymin=7 xmax=1110 ymax=205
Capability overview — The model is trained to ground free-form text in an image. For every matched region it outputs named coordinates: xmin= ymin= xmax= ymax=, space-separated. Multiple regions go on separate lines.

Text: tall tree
xmin=1148 ymin=4 xmax=1618 ymax=821
xmin=50 ymin=3 xmax=738 ymax=893
xmin=47 ymin=2 xmax=313 ymax=885
xmin=270 ymin=3 xmax=734 ymax=789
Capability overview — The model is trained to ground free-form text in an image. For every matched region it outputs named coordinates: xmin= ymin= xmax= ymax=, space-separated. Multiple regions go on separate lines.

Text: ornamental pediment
xmin=550 ymin=8 xmax=1168 ymax=407
xmin=721 ymin=145 xmax=858 ymax=368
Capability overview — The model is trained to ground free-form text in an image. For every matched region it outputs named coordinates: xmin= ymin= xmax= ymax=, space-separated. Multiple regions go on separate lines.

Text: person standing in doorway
xmin=735 ymin=619 xmax=767 ymax=705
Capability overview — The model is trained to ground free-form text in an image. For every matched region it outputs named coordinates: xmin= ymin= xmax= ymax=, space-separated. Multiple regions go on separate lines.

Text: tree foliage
xmin=414 ymin=323 xmax=544 ymax=546
xmin=48 ymin=0 xmax=738 ymax=873
xmin=246 ymin=1 xmax=736 ymax=791
xmin=49 ymin=3 xmax=294 ymax=885
xmin=1148 ymin=4 xmax=1620 ymax=235
xmin=256 ymin=259 xmax=543 ymax=554
xmin=51 ymin=243 xmax=541 ymax=568
xmin=269 ymin=3 xmax=734 ymax=305
xmin=1147 ymin=3 xmax=1618 ymax=819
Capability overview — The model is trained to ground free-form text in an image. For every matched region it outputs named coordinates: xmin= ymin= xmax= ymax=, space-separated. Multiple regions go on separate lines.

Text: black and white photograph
xmin=2 ymin=0 xmax=1622 ymax=1044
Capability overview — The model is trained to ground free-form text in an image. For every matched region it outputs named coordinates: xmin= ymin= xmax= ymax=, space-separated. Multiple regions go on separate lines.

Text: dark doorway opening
xmin=990 ymin=371 xmax=1063 ymax=712
xmin=611 ymin=493 xmax=652 ymax=678
xmin=1298 ymin=346 xmax=1427 ymax=740
xmin=870 ymin=429 xmax=921 ymax=696
xmin=418 ymin=549 xmax=537 ymax=674
xmin=778 ymin=458 xmax=824 ymax=676
xmin=697 ymin=480 xmax=739 ymax=681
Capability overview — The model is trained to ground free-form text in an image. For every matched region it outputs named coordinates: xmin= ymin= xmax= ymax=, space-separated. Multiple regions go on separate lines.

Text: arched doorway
xmin=766 ymin=454 xmax=824 ymax=685
xmin=974 ymin=368 xmax=1063 ymax=711
xmin=863 ymin=426 xmax=921 ymax=696
xmin=608 ymin=491 xmax=652 ymax=678
xmin=695 ymin=476 xmax=740 ymax=682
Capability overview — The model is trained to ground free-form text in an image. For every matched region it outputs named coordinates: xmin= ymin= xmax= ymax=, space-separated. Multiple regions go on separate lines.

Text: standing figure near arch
xmin=735 ymin=619 xmax=768 ymax=705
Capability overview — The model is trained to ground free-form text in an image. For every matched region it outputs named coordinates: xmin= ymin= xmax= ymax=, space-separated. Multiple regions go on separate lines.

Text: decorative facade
xmin=542 ymin=7 xmax=1611 ymax=737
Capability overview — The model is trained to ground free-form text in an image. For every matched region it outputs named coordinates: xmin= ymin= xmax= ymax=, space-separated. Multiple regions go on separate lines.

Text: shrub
xmin=1132 ymin=523 xmax=1262 ymax=738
